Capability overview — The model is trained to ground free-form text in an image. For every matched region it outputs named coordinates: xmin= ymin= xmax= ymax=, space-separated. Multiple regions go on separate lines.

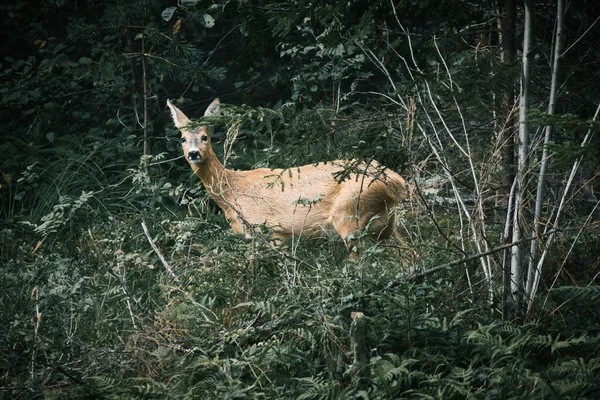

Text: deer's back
xmin=225 ymin=160 xmax=406 ymax=238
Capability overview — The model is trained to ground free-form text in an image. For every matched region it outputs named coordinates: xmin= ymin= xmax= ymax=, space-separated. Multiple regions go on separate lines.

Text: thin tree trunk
xmin=499 ymin=0 xmax=517 ymax=191
xmin=141 ymin=5 xmax=149 ymax=170
xmin=497 ymin=0 xmax=518 ymax=315
xmin=527 ymin=102 xmax=600 ymax=315
xmin=525 ymin=0 xmax=564 ymax=308
xmin=510 ymin=0 xmax=534 ymax=313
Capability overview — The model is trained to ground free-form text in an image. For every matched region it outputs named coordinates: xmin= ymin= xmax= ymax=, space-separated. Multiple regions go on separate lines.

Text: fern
xmin=552 ymin=285 xmax=600 ymax=304
xmin=295 ymin=377 xmax=344 ymax=400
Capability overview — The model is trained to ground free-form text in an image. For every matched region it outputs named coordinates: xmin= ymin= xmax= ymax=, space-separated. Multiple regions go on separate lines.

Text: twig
xmin=541 ymin=199 xmax=600 ymax=310
xmin=382 ymin=221 xmax=600 ymax=289
xmin=526 ymin=101 xmax=600 ymax=312
xmin=141 ymin=221 xmax=182 ymax=286
xmin=106 ymin=268 xmax=137 ymax=329
xmin=107 ymin=268 xmax=154 ymax=319
xmin=31 ymin=286 xmax=40 ymax=381
xmin=411 ymin=172 xmax=466 ymax=257
xmin=141 ymin=5 xmax=149 ymax=171
xmin=560 ymin=14 xmax=600 ymax=57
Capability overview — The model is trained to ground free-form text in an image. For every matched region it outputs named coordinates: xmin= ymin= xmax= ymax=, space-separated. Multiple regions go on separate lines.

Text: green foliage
xmin=528 ymin=109 xmax=600 ymax=171
xmin=2 ymin=0 xmax=600 ymax=398
xmin=553 ymin=285 xmax=600 ymax=304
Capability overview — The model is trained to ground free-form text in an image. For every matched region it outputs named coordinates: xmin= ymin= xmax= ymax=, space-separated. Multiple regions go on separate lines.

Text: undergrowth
xmin=1 ymin=108 xmax=599 ymax=399
xmin=1 ymin=153 xmax=599 ymax=399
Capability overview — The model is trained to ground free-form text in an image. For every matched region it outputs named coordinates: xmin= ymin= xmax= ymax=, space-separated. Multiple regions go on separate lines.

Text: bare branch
xmin=141 ymin=221 xmax=182 ymax=286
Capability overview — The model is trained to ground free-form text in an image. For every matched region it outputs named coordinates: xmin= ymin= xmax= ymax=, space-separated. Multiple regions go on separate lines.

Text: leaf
xmin=161 ymin=7 xmax=177 ymax=22
xmin=46 ymin=131 xmax=54 ymax=143
xmin=78 ymin=57 xmax=92 ymax=65
xmin=203 ymin=14 xmax=215 ymax=28
xmin=303 ymin=45 xmax=317 ymax=54
xmin=172 ymin=19 xmax=181 ymax=35
xmin=181 ymin=0 xmax=199 ymax=6
xmin=151 ymin=346 xmax=172 ymax=357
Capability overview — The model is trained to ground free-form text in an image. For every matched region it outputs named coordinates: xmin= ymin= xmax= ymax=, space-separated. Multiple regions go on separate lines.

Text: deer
xmin=167 ymin=98 xmax=408 ymax=257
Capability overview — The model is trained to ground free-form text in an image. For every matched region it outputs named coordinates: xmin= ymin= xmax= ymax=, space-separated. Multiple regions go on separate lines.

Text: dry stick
xmin=141 ymin=7 xmax=148 ymax=171
xmin=141 ymin=225 xmax=217 ymax=321
xmin=454 ymin=95 xmax=493 ymax=287
xmin=526 ymin=101 xmax=600 ymax=314
xmin=348 ymin=311 xmax=369 ymax=380
xmin=141 ymin=221 xmax=182 ymax=286
xmin=389 ymin=0 xmax=422 ymax=74
xmin=560 ymin=14 xmax=600 ymax=57
xmin=541 ymin=199 xmax=600 ymax=311
xmin=411 ymin=173 xmax=466 ymax=258
xmin=426 ymin=46 xmax=493 ymax=292
xmin=526 ymin=0 xmax=565 ymax=302
xmin=141 ymin=226 xmax=221 ymax=325
xmin=107 ymin=268 xmax=154 ymax=319
xmin=425 ymin=76 xmax=493 ymax=297
xmin=31 ymin=286 xmax=40 ymax=381
xmin=511 ymin=0 xmax=534 ymax=309
xmin=417 ymin=117 xmax=475 ymax=293
xmin=382 ymin=221 xmax=600 ymax=290
xmin=357 ymin=45 xmax=407 ymax=111
xmin=502 ymin=177 xmax=518 ymax=312
xmin=110 ymin=266 xmax=138 ymax=329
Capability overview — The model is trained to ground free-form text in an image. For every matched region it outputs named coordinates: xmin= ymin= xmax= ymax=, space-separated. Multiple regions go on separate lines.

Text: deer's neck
xmin=191 ymin=149 xmax=235 ymax=208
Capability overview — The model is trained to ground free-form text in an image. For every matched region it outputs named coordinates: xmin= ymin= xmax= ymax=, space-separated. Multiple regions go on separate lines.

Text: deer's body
xmin=167 ymin=98 xmax=407 ymax=251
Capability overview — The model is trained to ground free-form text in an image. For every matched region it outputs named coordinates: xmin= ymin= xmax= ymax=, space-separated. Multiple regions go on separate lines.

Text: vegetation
xmin=1 ymin=0 xmax=599 ymax=398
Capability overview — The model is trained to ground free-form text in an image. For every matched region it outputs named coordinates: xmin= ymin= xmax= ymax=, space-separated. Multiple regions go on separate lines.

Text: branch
xmin=526 ymin=101 xmax=600 ymax=312
xmin=525 ymin=0 xmax=565 ymax=308
xmin=560 ymin=14 xmax=600 ymax=57
xmin=382 ymin=221 xmax=600 ymax=289
xmin=141 ymin=221 xmax=182 ymax=286
xmin=107 ymin=268 xmax=154 ymax=319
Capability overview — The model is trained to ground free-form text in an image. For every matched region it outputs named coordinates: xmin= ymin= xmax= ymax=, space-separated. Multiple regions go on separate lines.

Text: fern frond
xmin=552 ymin=285 xmax=600 ymax=304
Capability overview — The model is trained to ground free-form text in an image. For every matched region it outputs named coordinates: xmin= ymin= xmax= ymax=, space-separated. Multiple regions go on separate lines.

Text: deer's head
xmin=167 ymin=98 xmax=220 ymax=165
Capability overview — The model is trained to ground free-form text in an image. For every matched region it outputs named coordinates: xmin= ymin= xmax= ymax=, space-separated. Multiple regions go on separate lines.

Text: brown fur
xmin=167 ymin=98 xmax=408 ymax=253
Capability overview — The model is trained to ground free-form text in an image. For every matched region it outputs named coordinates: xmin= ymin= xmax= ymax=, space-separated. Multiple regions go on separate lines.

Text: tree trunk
xmin=497 ymin=0 xmax=518 ymax=316
xmin=510 ymin=0 xmax=534 ymax=314
xmin=525 ymin=0 xmax=564 ymax=312
xmin=499 ymin=0 xmax=517 ymax=191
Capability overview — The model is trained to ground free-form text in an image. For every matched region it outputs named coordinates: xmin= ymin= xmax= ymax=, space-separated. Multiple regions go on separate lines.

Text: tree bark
xmin=510 ymin=0 xmax=534 ymax=314
xmin=497 ymin=0 xmax=518 ymax=315
xmin=525 ymin=0 xmax=564 ymax=311
xmin=498 ymin=0 xmax=517 ymax=190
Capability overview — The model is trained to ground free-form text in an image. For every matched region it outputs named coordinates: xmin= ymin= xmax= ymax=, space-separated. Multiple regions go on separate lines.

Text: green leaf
xmin=161 ymin=7 xmax=177 ymax=22
xmin=78 ymin=57 xmax=92 ymax=65
xmin=203 ymin=14 xmax=215 ymax=28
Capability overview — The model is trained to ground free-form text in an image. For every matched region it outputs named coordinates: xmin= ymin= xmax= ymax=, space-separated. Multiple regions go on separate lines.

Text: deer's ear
xmin=204 ymin=98 xmax=220 ymax=117
xmin=166 ymin=99 xmax=191 ymax=129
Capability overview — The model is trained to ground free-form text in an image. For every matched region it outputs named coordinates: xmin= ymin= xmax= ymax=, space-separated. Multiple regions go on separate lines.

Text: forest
xmin=1 ymin=0 xmax=599 ymax=398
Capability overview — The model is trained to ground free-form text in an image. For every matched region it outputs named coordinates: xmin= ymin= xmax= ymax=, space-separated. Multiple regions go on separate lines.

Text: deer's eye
xmin=201 ymin=135 xmax=208 ymax=143
xmin=181 ymin=137 xmax=187 ymax=144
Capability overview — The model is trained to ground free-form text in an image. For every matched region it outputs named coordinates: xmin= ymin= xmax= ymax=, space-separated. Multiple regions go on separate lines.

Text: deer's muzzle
xmin=187 ymin=150 xmax=201 ymax=163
